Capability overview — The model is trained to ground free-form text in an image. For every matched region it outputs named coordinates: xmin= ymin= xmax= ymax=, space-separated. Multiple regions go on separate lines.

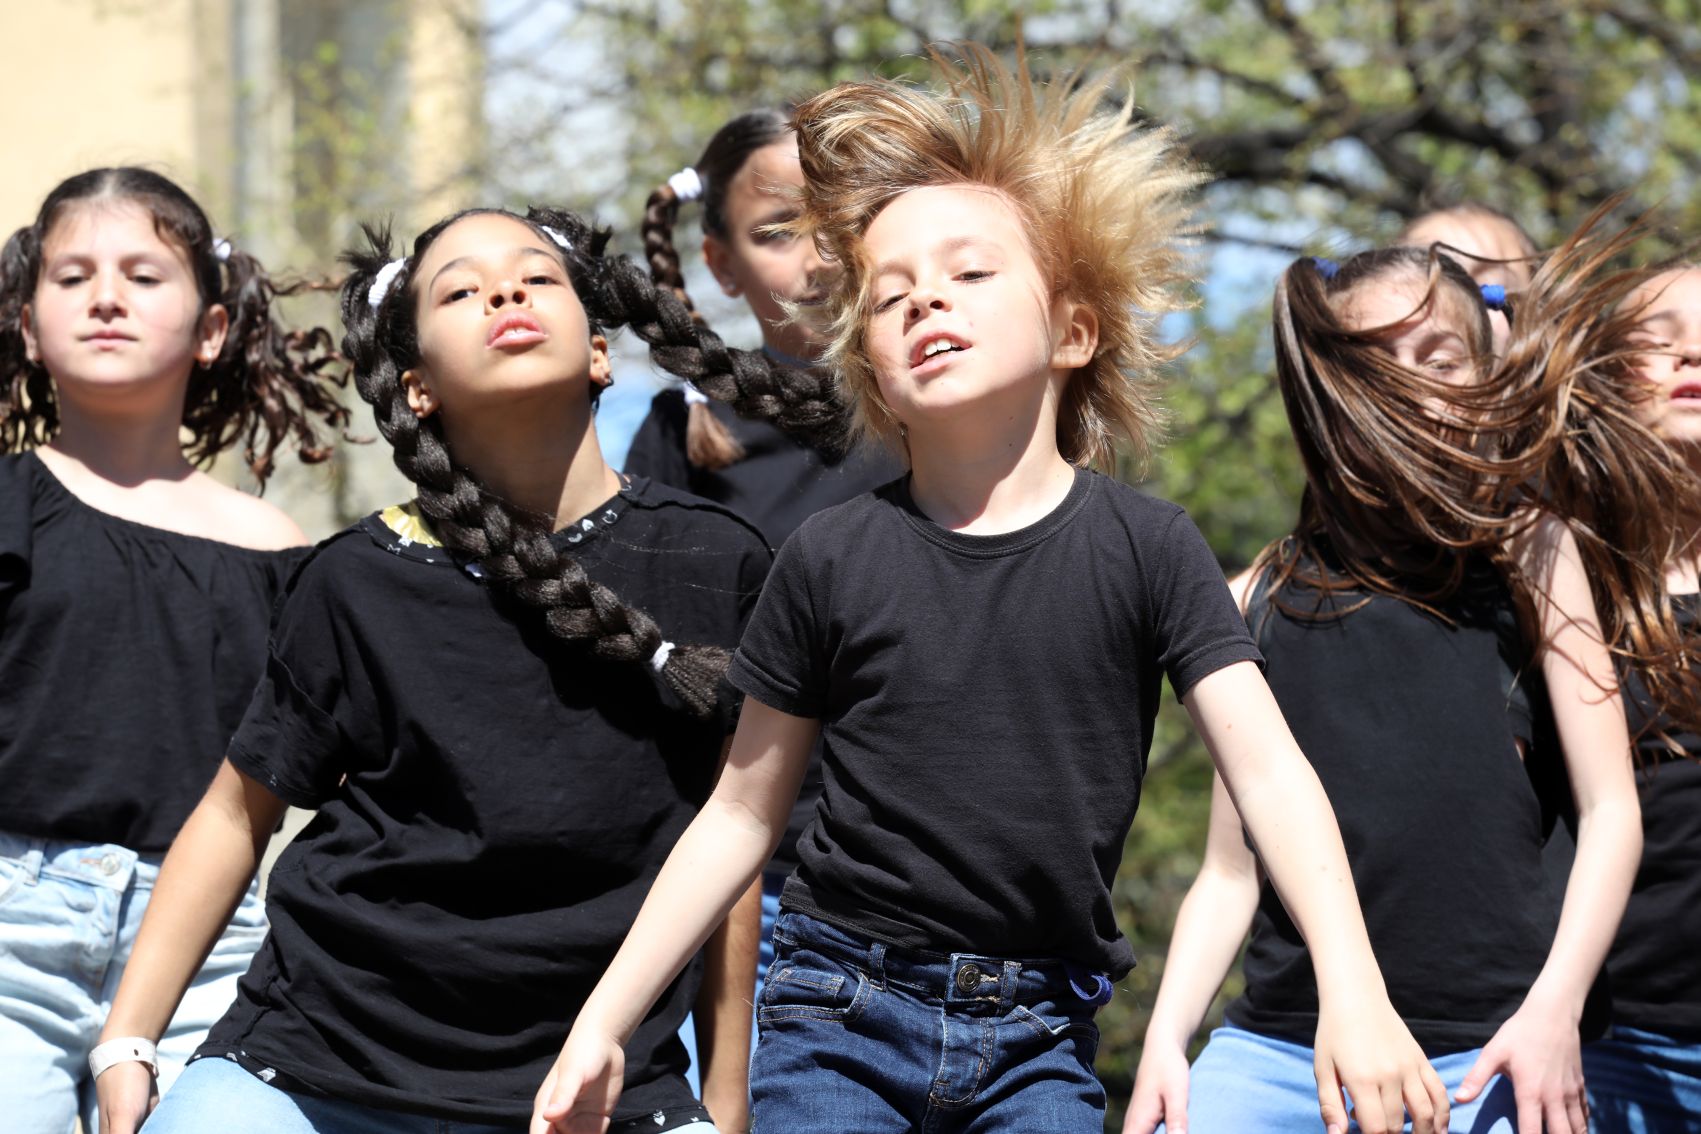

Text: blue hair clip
xmin=1311 ymin=257 xmax=1341 ymax=280
xmin=1480 ymin=283 xmax=1508 ymax=311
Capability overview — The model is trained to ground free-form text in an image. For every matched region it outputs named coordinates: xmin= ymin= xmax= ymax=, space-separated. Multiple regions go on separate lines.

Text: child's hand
xmin=1455 ymin=994 xmax=1588 ymax=1134
xmin=1314 ymin=997 xmax=1449 ymax=1134
xmin=530 ymin=1027 xmax=626 ymax=1134
xmin=1124 ymin=1036 xmax=1190 ymax=1133
xmin=95 ymin=1061 xmax=158 ymax=1134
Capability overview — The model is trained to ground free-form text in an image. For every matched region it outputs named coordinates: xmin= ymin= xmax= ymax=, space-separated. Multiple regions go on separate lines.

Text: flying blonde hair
xmin=790 ymin=44 xmax=1204 ymax=470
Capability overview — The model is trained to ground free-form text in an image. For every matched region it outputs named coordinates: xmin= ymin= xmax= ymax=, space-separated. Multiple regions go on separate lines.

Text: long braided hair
xmin=0 ymin=167 xmax=348 ymax=484
xmin=340 ymin=205 xmax=839 ymax=717
xmin=641 ymin=109 xmax=796 ymax=470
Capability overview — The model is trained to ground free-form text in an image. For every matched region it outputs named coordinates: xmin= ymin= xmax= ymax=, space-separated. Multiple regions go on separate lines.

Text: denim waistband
xmin=771 ymin=909 xmax=1110 ymax=1010
xmin=0 ymin=828 xmax=162 ymax=892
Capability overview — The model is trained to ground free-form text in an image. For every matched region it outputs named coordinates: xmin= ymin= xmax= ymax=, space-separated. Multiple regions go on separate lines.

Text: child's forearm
xmin=103 ymin=760 xmax=285 ymax=1041
xmin=694 ymin=877 xmax=761 ymax=1130
xmin=575 ymin=699 xmax=815 ymax=1049
xmin=579 ymin=794 xmax=779 ymax=1046
xmin=1185 ymin=664 xmax=1384 ymax=999
xmin=1144 ymin=774 xmax=1261 ymax=1050
xmin=1526 ymin=794 xmax=1641 ymax=1016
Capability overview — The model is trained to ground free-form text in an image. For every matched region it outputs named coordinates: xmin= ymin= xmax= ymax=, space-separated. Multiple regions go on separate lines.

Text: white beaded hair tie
xmin=682 ymin=383 xmax=710 ymax=406
xmin=668 ymin=167 xmax=704 ymax=203
xmin=212 ymin=238 xmax=233 ymax=263
xmin=649 ymin=640 xmax=676 ymax=672
xmin=367 ymin=258 xmax=407 ymax=310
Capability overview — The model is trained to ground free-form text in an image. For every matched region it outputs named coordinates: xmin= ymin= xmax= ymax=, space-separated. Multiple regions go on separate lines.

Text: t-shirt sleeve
xmin=728 ymin=524 xmax=829 ymax=719
xmin=227 ymin=546 xmax=370 ymax=809
xmin=623 ymin=391 xmax=691 ymax=490
xmin=1152 ymin=509 xmax=1264 ymax=700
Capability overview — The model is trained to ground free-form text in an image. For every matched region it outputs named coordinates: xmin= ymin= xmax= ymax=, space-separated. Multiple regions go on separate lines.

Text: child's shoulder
xmin=185 ymin=474 xmax=308 ymax=551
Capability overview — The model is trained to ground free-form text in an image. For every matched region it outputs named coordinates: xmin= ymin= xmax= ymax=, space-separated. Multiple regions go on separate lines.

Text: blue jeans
xmin=1584 ymin=1025 xmax=1701 ymax=1133
xmin=1176 ymin=1021 xmax=1516 ymax=1133
xmin=145 ymin=1056 xmax=720 ymax=1133
xmin=0 ymin=830 xmax=267 ymax=1134
xmin=749 ymin=910 xmax=1105 ymax=1133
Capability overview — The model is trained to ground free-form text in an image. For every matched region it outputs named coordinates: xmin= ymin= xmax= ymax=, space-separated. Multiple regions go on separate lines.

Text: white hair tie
xmin=540 ymin=225 xmax=572 ymax=251
xmin=682 ymin=383 xmax=709 ymax=406
xmin=667 ymin=167 xmax=704 ymax=204
xmin=212 ymin=238 xmax=233 ymax=263
xmin=367 ymin=258 xmax=407 ymax=310
xmin=649 ymin=640 xmax=676 ymax=672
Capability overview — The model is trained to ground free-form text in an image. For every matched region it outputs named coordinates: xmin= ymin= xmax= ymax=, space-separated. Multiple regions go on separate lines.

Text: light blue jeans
xmin=0 ymin=830 xmax=267 ymax=1134
xmin=1175 ymin=1021 xmax=1518 ymax=1133
xmin=145 ymin=1056 xmax=721 ymax=1133
xmin=1584 ymin=1025 xmax=1701 ymax=1133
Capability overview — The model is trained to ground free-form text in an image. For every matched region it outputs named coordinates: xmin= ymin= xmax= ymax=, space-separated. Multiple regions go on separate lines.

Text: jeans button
xmin=954 ymin=963 xmax=982 ymax=993
xmin=99 ymin=853 xmax=119 ymax=875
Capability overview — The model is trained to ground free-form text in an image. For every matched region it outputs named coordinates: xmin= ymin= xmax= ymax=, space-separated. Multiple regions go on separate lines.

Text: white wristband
xmin=89 ymin=1036 xmax=158 ymax=1080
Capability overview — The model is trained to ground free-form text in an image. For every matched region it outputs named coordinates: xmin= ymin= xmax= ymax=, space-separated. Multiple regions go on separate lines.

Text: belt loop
xmin=869 ymin=941 xmax=887 ymax=987
xmin=21 ymin=841 xmax=44 ymax=884
xmin=1000 ymin=960 xmax=1019 ymax=1008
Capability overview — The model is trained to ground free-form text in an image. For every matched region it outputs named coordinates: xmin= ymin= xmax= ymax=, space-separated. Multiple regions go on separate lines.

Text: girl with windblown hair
xmin=0 ymin=166 xmax=345 ymax=1133
xmin=1129 ymin=225 xmax=1701 ymax=1134
xmin=537 ymin=46 xmax=1449 ymax=1134
xmin=93 ymin=205 xmax=842 ymax=1134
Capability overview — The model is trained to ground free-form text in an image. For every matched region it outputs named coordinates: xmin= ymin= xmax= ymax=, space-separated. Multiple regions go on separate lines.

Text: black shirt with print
xmin=199 ymin=477 xmax=771 ymax=1122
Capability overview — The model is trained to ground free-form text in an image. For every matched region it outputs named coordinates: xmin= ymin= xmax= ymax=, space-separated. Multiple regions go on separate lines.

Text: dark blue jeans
xmin=750 ymin=911 xmax=1105 ymax=1133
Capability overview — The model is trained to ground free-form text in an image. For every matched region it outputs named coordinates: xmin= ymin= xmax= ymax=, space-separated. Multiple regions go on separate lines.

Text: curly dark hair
xmin=340 ymin=205 xmax=843 ymax=717
xmin=0 ymin=167 xmax=348 ymax=484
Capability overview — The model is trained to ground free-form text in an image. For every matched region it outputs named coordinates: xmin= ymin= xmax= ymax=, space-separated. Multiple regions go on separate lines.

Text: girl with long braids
xmin=630 ymin=111 xmax=900 ymax=1028
xmin=91 ymin=205 xmax=824 ymax=1133
xmin=1128 ymin=229 xmax=1698 ymax=1134
xmin=628 ymin=109 xmax=895 ymax=539
xmin=538 ymin=46 xmax=1449 ymax=1134
xmin=0 ymin=166 xmax=346 ymax=1133
xmin=1585 ymin=263 xmax=1701 ymax=1133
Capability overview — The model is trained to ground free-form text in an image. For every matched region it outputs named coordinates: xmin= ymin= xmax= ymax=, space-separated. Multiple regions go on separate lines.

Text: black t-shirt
xmin=1229 ymin=563 xmax=1559 ymax=1054
xmin=728 ymin=468 xmax=1261 ymax=977
xmin=626 ymin=388 xmax=901 ymax=873
xmin=200 ymin=478 xmax=771 ymax=1122
xmin=1606 ymin=592 xmax=1701 ymax=1040
xmin=0 ymin=451 xmax=302 ymax=851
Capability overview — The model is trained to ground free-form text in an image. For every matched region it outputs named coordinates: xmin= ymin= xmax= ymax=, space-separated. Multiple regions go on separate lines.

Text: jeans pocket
xmin=758 ymin=953 xmax=870 ymax=1025
xmin=1011 ymin=1000 xmax=1101 ymax=1063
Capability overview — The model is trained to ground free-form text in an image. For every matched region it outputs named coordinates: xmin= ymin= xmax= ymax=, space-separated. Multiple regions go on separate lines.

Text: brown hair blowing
xmin=1263 ymin=203 xmax=1701 ymax=739
xmin=790 ymin=43 xmax=1203 ymax=471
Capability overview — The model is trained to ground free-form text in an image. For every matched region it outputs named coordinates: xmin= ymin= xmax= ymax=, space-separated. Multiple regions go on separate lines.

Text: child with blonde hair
xmin=534 ymin=47 xmax=1446 ymax=1134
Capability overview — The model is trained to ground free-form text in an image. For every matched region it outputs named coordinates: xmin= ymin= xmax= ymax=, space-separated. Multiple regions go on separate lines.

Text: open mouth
xmin=909 ymin=333 xmax=970 ymax=368
xmin=1672 ymin=382 xmax=1701 ymax=402
xmin=486 ymin=312 xmax=546 ymax=347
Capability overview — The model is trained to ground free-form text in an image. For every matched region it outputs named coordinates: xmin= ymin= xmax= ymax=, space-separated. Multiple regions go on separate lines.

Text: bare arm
xmin=691 ymin=737 xmax=763 ymax=1134
xmin=693 ymin=878 xmax=760 ymax=1133
xmin=1185 ymin=661 xmax=1448 ymax=1134
xmin=97 ymin=759 xmax=289 ymax=1133
xmin=1124 ymin=770 xmax=1262 ymax=1134
xmin=1456 ymin=516 xmax=1641 ymax=1134
xmin=532 ymin=699 xmax=818 ymax=1133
